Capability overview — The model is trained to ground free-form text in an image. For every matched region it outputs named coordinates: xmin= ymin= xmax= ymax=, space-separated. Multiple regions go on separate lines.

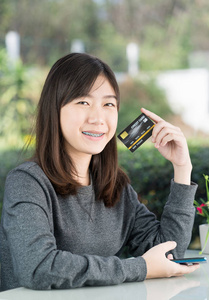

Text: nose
xmin=87 ymin=106 xmax=104 ymax=125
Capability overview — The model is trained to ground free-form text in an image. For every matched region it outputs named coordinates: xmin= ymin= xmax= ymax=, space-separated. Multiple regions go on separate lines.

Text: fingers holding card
xmin=140 ymin=107 xmax=163 ymax=123
xmin=117 ymin=107 xmax=192 ymax=184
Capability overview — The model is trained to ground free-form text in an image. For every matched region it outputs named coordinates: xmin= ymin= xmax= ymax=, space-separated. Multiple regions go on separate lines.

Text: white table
xmin=0 ymin=250 xmax=208 ymax=300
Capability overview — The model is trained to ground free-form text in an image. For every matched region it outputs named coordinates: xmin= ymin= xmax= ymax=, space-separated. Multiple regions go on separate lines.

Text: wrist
xmin=173 ymin=162 xmax=192 ymax=185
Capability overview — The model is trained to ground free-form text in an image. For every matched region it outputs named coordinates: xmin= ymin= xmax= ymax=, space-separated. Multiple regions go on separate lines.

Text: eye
xmin=77 ymin=101 xmax=89 ymax=105
xmin=105 ymin=102 xmax=116 ymax=107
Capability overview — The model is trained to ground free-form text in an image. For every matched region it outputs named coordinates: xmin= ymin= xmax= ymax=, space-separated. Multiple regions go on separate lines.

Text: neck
xmin=71 ymin=154 xmax=92 ymax=186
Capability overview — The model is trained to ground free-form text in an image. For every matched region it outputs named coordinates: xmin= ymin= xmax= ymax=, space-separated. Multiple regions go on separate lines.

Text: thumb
xmin=161 ymin=241 xmax=177 ymax=253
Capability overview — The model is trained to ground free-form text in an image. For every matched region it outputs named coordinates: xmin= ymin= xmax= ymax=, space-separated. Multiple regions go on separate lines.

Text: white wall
xmin=157 ymin=69 xmax=209 ymax=133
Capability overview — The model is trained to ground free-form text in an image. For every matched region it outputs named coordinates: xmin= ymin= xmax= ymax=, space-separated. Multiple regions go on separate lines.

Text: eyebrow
xmin=103 ymin=95 xmax=117 ymax=100
xmin=86 ymin=94 xmax=118 ymax=101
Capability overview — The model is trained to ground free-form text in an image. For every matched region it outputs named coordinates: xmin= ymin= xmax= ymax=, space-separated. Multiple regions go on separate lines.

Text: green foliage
xmin=0 ymin=49 xmax=46 ymax=148
xmin=2 ymin=0 xmax=209 ymax=71
xmin=118 ymin=144 xmax=209 ymax=214
xmin=0 ymin=149 xmax=24 ymax=217
xmin=94 ymin=23 xmax=128 ymax=72
xmin=117 ymin=77 xmax=172 ymax=133
xmin=118 ymin=143 xmax=173 ymax=216
xmin=140 ymin=14 xmax=192 ymax=71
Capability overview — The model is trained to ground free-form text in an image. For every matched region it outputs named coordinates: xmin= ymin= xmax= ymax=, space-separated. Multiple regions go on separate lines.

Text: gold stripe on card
xmin=128 ymin=124 xmax=155 ymax=150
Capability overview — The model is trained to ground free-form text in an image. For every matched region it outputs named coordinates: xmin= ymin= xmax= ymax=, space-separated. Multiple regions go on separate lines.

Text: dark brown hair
xmin=33 ymin=52 xmax=129 ymax=207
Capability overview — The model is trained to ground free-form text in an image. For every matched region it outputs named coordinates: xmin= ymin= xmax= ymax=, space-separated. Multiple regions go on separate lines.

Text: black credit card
xmin=117 ymin=113 xmax=155 ymax=152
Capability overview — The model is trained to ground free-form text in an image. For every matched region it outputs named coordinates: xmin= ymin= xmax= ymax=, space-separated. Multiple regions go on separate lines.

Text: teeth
xmin=83 ymin=132 xmax=104 ymax=137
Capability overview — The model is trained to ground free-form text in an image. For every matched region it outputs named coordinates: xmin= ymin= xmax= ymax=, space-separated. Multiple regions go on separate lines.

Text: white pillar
xmin=126 ymin=42 xmax=139 ymax=76
xmin=5 ymin=31 xmax=20 ymax=65
xmin=71 ymin=39 xmax=85 ymax=53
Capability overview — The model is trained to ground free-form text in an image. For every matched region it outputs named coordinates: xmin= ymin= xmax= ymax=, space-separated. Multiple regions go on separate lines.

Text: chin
xmin=87 ymin=147 xmax=106 ymax=156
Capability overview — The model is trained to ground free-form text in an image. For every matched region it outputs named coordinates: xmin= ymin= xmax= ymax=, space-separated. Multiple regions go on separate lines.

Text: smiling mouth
xmin=82 ymin=131 xmax=104 ymax=137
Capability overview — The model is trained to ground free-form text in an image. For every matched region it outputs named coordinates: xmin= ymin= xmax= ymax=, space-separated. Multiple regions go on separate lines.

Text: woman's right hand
xmin=142 ymin=241 xmax=200 ymax=279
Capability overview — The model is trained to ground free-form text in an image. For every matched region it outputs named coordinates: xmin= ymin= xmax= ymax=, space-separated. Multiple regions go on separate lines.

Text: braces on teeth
xmin=83 ymin=132 xmax=104 ymax=137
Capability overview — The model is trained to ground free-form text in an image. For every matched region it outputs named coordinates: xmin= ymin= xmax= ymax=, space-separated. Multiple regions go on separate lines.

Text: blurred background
xmin=1 ymin=0 xmax=209 ymax=248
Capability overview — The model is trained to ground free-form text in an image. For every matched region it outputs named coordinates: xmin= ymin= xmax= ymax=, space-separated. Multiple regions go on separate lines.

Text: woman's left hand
xmin=141 ymin=108 xmax=192 ymax=185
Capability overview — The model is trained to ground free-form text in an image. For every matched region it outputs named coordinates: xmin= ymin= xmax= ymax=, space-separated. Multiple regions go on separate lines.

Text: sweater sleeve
xmin=127 ymin=180 xmax=197 ymax=258
xmin=1 ymin=168 xmax=147 ymax=290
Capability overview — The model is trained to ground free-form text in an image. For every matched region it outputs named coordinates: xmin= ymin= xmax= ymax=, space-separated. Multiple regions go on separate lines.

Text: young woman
xmin=0 ymin=53 xmax=199 ymax=291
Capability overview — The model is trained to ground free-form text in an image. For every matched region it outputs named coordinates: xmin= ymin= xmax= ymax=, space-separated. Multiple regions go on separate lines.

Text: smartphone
xmin=171 ymin=257 xmax=207 ymax=265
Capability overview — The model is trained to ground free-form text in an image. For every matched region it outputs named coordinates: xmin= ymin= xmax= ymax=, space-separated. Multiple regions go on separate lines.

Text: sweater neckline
xmin=77 ymin=179 xmax=93 ymax=195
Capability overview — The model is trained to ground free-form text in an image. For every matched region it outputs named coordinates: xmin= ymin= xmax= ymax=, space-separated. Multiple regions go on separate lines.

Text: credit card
xmin=117 ymin=113 xmax=155 ymax=152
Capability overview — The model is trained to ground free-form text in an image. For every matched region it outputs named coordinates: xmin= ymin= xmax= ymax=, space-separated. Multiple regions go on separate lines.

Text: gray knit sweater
xmin=0 ymin=162 xmax=197 ymax=291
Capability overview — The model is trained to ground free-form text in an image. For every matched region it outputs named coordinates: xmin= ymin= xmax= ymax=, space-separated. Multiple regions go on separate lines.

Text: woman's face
xmin=60 ymin=75 xmax=118 ymax=160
